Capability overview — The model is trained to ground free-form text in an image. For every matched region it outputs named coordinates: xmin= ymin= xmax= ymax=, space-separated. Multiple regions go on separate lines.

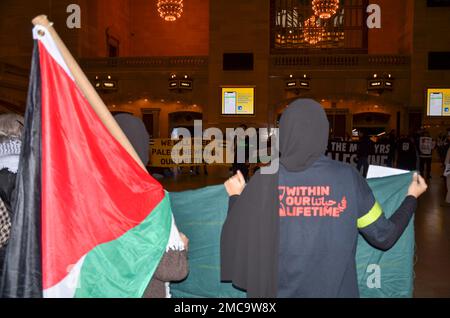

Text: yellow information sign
xmin=427 ymin=88 xmax=450 ymax=117
xmin=222 ymin=87 xmax=255 ymax=115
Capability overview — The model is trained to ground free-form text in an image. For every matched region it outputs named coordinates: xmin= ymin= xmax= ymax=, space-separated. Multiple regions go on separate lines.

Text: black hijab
xmin=220 ymin=99 xmax=329 ymax=297
xmin=279 ymin=99 xmax=329 ymax=171
xmin=114 ymin=113 xmax=150 ymax=165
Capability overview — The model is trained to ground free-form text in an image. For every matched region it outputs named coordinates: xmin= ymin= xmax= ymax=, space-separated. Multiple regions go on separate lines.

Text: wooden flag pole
xmin=31 ymin=15 xmax=147 ymax=171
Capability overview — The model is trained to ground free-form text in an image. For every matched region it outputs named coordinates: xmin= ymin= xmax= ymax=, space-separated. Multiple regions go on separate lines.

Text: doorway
xmin=169 ymin=111 xmax=203 ymax=137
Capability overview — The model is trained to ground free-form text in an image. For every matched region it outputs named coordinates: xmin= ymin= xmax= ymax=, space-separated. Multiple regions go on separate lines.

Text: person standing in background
xmin=221 ymin=99 xmax=428 ymax=298
xmin=437 ymin=132 xmax=449 ymax=167
xmin=114 ymin=113 xmax=189 ymax=298
xmin=397 ymin=135 xmax=419 ymax=171
xmin=418 ymin=131 xmax=435 ymax=180
xmin=443 ymin=133 xmax=450 ymax=207
xmin=357 ymin=132 xmax=372 ymax=178
xmin=387 ymin=130 xmax=397 ymax=168
xmin=0 ymin=114 xmax=24 ymax=280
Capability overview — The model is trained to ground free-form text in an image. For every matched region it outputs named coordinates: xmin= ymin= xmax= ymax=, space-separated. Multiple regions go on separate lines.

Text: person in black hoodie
xmin=113 ymin=113 xmax=189 ymax=298
xmin=356 ymin=132 xmax=372 ymax=177
xmin=396 ymin=135 xmax=419 ymax=171
xmin=220 ymin=99 xmax=428 ymax=298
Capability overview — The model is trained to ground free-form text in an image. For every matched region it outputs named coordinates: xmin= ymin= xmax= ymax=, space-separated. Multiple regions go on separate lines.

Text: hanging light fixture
xmin=303 ymin=15 xmax=324 ymax=45
xmin=157 ymin=0 xmax=183 ymax=22
xmin=312 ymin=0 xmax=340 ymax=20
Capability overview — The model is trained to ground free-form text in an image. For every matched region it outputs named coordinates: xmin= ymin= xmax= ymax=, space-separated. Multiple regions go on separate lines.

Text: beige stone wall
xmin=0 ymin=0 xmax=88 ymax=65
xmin=0 ymin=0 xmax=210 ymax=114
xmin=106 ymin=99 xmax=203 ymax=139
xmin=411 ymin=0 xmax=450 ymax=132
xmin=129 ymin=0 xmax=209 ymax=57
xmin=207 ymin=0 xmax=271 ymax=131
xmin=79 ymin=0 xmax=132 ymax=57
xmin=268 ymin=65 xmax=411 ymax=132
xmin=82 ymin=58 xmax=209 ymax=138
xmin=368 ymin=0 xmax=414 ymax=55
xmin=0 ymin=0 xmax=206 ymax=60
xmin=1 ymin=0 xmax=449 ymax=136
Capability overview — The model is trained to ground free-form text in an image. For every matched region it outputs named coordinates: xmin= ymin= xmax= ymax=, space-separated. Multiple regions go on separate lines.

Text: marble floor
xmin=413 ymin=164 xmax=450 ymax=297
xmin=160 ymin=164 xmax=450 ymax=298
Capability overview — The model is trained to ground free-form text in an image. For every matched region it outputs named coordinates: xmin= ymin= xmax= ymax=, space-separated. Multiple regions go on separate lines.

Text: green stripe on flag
xmin=74 ymin=193 xmax=172 ymax=298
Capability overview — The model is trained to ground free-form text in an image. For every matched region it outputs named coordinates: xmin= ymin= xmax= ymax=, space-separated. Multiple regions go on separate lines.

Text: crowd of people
xmin=0 ymin=113 xmax=189 ymax=298
xmin=222 ymin=99 xmax=428 ymax=298
xmin=0 ymin=102 xmax=445 ymax=297
xmin=343 ymin=129 xmax=450 ymax=179
xmin=354 ymin=128 xmax=450 ymax=206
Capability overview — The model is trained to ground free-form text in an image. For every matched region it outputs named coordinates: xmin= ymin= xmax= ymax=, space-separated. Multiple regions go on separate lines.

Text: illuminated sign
xmin=169 ymin=80 xmax=179 ymax=89
xmin=169 ymin=79 xmax=193 ymax=90
xmin=427 ymin=88 xmax=450 ymax=117
xmin=368 ymin=80 xmax=383 ymax=89
xmin=285 ymin=78 xmax=310 ymax=90
xmin=222 ymin=87 xmax=255 ymax=115
xmin=102 ymin=81 xmax=117 ymax=90
xmin=299 ymin=80 xmax=310 ymax=89
xmin=368 ymin=74 xmax=394 ymax=92
xmin=384 ymin=80 xmax=393 ymax=89
xmin=94 ymin=79 xmax=117 ymax=91
xmin=180 ymin=80 xmax=193 ymax=89
xmin=285 ymin=80 xmax=297 ymax=88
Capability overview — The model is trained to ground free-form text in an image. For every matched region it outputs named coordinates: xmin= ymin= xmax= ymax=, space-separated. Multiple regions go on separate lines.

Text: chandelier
xmin=312 ymin=0 xmax=340 ymax=19
xmin=157 ymin=0 xmax=183 ymax=22
xmin=303 ymin=15 xmax=324 ymax=45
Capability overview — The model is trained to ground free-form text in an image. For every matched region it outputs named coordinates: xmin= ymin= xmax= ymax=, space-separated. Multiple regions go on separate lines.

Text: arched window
xmin=271 ymin=0 xmax=368 ymax=52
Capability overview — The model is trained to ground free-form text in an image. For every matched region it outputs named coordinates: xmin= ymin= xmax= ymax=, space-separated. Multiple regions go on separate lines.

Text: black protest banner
xmin=326 ymin=141 xmax=393 ymax=167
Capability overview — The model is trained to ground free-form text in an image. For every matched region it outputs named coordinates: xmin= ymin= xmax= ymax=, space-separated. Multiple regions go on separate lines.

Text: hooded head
xmin=113 ymin=113 xmax=150 ymax=165
xmin=0 ymin=113 xmax=24 ymax=173
xmin=279 ymin=99 xmax=329 ymax=172
xmin=0 ymin=113 xmax=24 ymax=143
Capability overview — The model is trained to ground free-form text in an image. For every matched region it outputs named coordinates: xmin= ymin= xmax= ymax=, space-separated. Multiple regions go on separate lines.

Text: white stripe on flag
xmin=43 ymin=255 xmax=86 ymax=298
xmin=32 ymin=25 xmax=74 ymax=81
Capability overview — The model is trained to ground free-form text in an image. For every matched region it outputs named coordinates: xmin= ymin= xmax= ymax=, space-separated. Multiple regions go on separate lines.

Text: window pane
xmin=271 ymin=0 xmax=367 ymax=51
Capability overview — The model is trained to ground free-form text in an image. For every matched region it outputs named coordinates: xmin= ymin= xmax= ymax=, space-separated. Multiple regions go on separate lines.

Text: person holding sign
xmin=419 ymin=131 xmax=435 ymax=180
xmin=397 ymin=135 xmax=419 ymax=171
xmin=356 ymin=132 xmax=372 ymax=177
xmin=114 ymin=113 xmax=190 ymax=298
xmin=221 ymin=99 xmax=428 ymax=298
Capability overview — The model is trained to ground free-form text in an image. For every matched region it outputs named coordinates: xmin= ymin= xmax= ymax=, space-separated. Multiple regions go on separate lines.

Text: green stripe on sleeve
xmin=358 ymin=201 xmax=383 ymax=229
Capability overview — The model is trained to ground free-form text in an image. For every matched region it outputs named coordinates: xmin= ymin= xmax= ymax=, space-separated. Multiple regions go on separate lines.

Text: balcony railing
xmin=80 ymin=56 xmax=209 ymax=70
xmin=79 ymin=54 xmax=410 ymax=72
xmin=271 ymin=54 xmax=410 ymax=69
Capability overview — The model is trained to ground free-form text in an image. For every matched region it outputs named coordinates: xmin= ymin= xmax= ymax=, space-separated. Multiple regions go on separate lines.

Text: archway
xmin=169 ymin=111 xmax=203 ymax=137
xmin=273 ymin=95 xmax=405 ymax=138
xmin=353 ymin=112 xmax=391 ymax=136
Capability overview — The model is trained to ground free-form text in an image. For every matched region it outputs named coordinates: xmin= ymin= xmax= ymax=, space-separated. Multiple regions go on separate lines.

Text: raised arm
xmin=358 ymin=173 xmax=427 ymax=251
xmin=224 ymin=170 xmax=246 ymax=213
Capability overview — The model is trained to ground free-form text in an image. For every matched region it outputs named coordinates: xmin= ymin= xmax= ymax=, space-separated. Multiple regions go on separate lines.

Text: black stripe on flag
xmin=0 ymin=41 xmax=43 ymax=298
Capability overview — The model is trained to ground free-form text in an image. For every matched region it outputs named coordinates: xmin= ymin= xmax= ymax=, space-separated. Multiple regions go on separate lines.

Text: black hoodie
xmin=221 ymin=99 xmax=329 ymax=297
xmin=220 ymin=99 xmax=417 ymax=298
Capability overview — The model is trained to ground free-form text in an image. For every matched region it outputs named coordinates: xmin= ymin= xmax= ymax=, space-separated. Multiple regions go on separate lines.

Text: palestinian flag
xmin=0 ymin=24 xmax=184 ymax=298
